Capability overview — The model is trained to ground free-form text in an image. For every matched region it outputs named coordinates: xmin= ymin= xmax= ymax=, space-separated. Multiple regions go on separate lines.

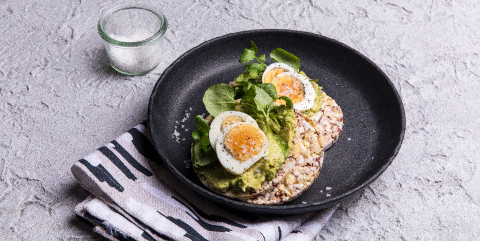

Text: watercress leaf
xmin=245 ymin=63 xmax=265 ymax=71
xmin=257 ymin=83 xmax=278 ymax=99
xmin=192 ymin=115 xmax=212 ymax=152
xmin=278 ymin=96 xmax=294 ymax=109
xmin=203 ymin=83 xmax=237 ymax=117
xmin=200 ymin=134 xmax=211 ymax=152
xmin=240 ymin=85 xmax=259 ymax=113
xmin=240 ymin=86 xmax=254 ymax=103
xmin=234 ymin=78 xmax=251 ymax=91
xmin=268 ymin=101 xmax=274 ymax=112
xmin=194 ymin=133 xmax=203 ymax=141
xmin=241 ymin=85 xmax=274 ymax=112
xmin=194 ymin=141 xmax=217 ymax=167
xmin=270 ymin=48 xmax=300 ymax=72
xmin=250 ymin=40 xmax=258 ymax=54
xmin=236 ymin=72 xmax=248 ymax=83
xmin=253 ymin=85 xmax=274 ymax=111
xmin=240 ymin=48 xmax=256 ymax=63
xmin=194 ymin=115 xmax=210 ymax=132
xmin=234 ymin=80 xmax=252 ymax=100
xmin=258 ymin=54 xmax=266 ymax=63
xmin=192 ymin=129 xmax=203 ymax=141
xmin=234 ymin=89 xmax=244 ymax=100
xmin=247 ymin=69 xmax=260 ymax=79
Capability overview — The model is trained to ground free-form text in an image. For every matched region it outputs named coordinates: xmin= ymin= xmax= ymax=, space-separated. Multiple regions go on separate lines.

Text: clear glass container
xmin=98 ymin=5 xmax=168 ymax=75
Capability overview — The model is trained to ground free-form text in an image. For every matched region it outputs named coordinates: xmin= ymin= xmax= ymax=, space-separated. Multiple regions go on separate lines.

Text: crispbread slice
xmin=192 ymin=92 xmax=343 ymax=204
xmin=240 ymin=110 xmax=324 ymax=204
xmin=311 ymin=91 xmax=344 ymax=150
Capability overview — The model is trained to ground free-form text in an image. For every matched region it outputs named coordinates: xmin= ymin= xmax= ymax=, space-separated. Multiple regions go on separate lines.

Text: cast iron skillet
xmin=148 ymin=29 xmax=405 ymax=215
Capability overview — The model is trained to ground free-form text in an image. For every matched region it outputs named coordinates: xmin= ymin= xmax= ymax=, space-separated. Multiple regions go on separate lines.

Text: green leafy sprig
xmin=234 ymin=41 xmax=301 ymax=98
xmin=192 ymin=115 xmax=211 ymax=152
xmin=202 ymin=83 xmax=237 ymax=118
xmin=192 ymin=41 xmax=301 ymax=162
xmin=201 ymin=82 xmax=293 ymax=134
xmin=239 ymin=40 xmax=301 ymax=78
xmin=191 ymin=115 xmax=218 ymax=171
xmin=235 ymin=41 xmax=268 ymax=91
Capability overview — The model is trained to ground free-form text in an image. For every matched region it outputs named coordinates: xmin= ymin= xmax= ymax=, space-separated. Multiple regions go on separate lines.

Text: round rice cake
xmin=311 ymin=91 xmax=344 ymax=150
xmin=192 ymin=92 xmax=343 ymax=204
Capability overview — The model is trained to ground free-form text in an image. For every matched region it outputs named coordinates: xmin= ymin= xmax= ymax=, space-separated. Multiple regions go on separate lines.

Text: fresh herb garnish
xmin=191 ymin=115 xmax=218 ymax=168
xmin=270 ymin=48 xmax=300 ymax=72
xmin=236 ymin=41 xmax=267 ymax=86
xmin=193 ymin=41 xmax=302 ymax=170
xmin=201 ymin=82 xmax=291 ymax=134
xmin=240 ymin=85 xmax=274 ymax=125
xmin=198 ymin=41 xmax=303 ymax=141
xmin=256 ymin=83 xmax=278 ymax=100
xmin=239 ymin=41 xmax=267 ymax=66
xmin=235 ymin=41 xmax=301 ymax=97
xmin=192 ymin=115 xmax=211 ymax=152
xmin=237 ymin=41 xmax=301 ymax=82
xmin=202 ymin=83 xmax=237 ymax=118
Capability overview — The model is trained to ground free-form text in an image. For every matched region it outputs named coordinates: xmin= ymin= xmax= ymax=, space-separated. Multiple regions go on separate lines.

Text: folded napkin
xmin=71 ymin=121 xmax=338 ymax=241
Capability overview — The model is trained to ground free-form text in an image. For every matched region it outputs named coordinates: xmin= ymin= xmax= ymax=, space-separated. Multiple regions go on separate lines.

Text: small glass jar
xmin=98 ymin=5 xmax=167 ymax=75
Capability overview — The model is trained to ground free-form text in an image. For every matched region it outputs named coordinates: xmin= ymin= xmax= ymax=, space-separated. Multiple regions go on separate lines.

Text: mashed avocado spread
xmin=301 ymin=81 xmax=324 ymax=117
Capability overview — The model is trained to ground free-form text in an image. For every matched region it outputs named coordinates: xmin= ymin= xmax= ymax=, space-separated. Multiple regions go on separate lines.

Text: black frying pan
xmin=148 ymin=29 xmax=405 ymax=215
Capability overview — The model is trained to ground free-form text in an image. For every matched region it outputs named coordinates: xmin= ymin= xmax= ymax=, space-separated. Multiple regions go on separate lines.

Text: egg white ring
xmin=216 ymin=122 xmax=270 ymax=175
xmin=262 ymin=62 xmax=295 ymax=83
xmin=271 ymin=72 xmax=316 ymax=111
xmin=209 ymin=111 xmax=258 ymax=151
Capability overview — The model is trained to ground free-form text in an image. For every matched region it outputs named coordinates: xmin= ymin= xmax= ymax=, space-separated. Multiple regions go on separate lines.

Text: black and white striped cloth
xmin=71 ymin=122 xmax=338 ymax=241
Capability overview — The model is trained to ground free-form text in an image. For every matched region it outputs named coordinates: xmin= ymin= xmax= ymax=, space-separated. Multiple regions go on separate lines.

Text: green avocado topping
xmin=192 ymin=108 xmax=295 ymax=192
xmin=301 ymin=81 xmax=324 ymax=117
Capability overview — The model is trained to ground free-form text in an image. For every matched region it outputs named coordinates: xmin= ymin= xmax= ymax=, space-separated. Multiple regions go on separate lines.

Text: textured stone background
xmin=1 ymin=0 xmax=479 ymax=240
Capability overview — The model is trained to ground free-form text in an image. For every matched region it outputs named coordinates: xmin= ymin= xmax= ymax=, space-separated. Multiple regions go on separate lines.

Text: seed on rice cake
xmin=192 ymin=92 xmax=344 ymax=204
xmin=311 ymin=91 xmax=344 ymax=149
xmin=240 ymin=110 xmax=324 ymax=204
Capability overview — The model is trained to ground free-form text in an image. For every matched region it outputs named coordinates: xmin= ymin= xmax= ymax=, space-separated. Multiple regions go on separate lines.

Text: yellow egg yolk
xmin=224 ymin=124 xmax=265 ymax=162
xmin=220 ymin=116 xmax=245 ymax=131
xmin=272 ymin=75 xmax=305 ymax=105
xmin=264 ymin=68 xmax=288 ymax=83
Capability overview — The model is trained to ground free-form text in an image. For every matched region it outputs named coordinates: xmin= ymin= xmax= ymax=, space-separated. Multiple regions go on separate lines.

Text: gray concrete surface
xmin=1 ymin=0 xmax=479 ymax=240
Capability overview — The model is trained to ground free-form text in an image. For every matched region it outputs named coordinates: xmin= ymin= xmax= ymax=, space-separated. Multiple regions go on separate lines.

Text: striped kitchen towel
xmin=71 ymin=121 xmax=338 ymax=241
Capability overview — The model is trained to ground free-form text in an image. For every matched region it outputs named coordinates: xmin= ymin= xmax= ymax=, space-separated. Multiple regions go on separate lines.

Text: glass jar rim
xmin=98 ymin=5 xmax=168 ymax=47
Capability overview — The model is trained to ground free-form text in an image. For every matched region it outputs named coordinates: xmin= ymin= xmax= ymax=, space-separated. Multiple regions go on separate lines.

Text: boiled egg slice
xmin=216 ymin=122 xmax=269 ymax=175
xmin=209 ymin=111 xmax=258 ymax=151
xmin=262 ymin=63 xmax=295 ymax=83
xmin=271 ymin=72 xmax=316 ymax=111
